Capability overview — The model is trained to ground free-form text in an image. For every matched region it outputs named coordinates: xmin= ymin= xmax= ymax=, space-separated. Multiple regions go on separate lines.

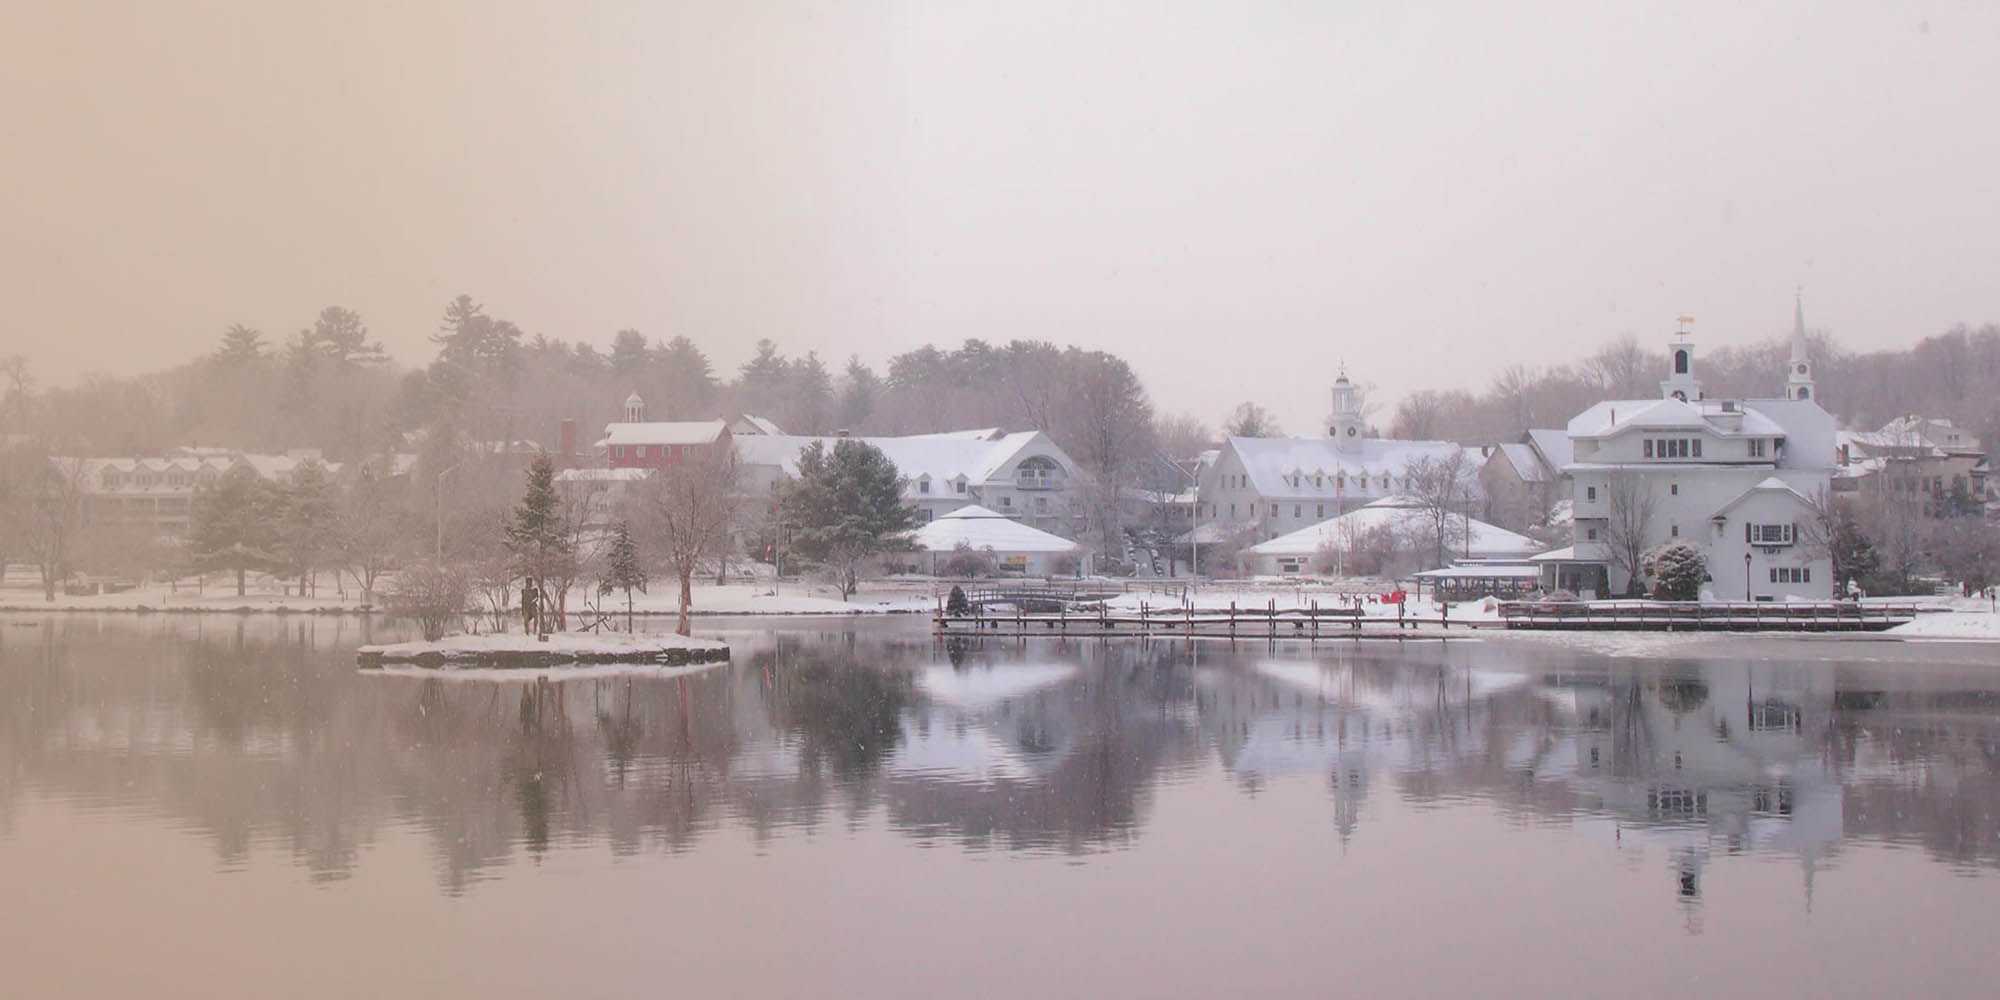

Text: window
xmin=1229 ymin=503 xmax=1237 ymax=518
xmin=1293 ymin=505 xmax=1301 ymax=518
xmin=613 ymin=446 xmax=624 ymax=459
xmin=1670 ymin=483 xmax=1679 ymax=495
xmin=1644 ymin=440 xmax=1653 ymax=458
xmin=1316 ymin=504 xmax=1324 ymax=518
xmin=998 ymin=496 xmax=1011 ymax=508
xmin=1269 ymin=504 xmax=1278 ymax=518
xmin=918 ymin=478 xmax=930 ymax=494
xmin=1746 ymin=523 xmax=1796 ymax=545
xmin=1670 ymin=524 xmax=1679 ymax=537
xmin=1748 ymin=438 xmax=1766 ymax=458
xmin=955 ymin=479 xmax=967 ymax=494
xmin=1647 ymin=438 xmax=1701 ymax=459
xmin=1586 ymin=485 xmax=1597 ymax=501
xmin=1586 ymin=527 xmax=1599 ymax=541
xmin=1769 ymin=567 xmax=1810 ymax=584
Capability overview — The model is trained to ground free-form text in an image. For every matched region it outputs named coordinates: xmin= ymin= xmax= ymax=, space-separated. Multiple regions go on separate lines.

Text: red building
xmin=596 ymin=393 xmax=733 ymax=470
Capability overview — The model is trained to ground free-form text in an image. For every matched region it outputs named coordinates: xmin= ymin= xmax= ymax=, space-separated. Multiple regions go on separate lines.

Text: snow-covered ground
xmin=357 ymin=630 xmax=729 ymax=665
xmin=1887 ymin=598 xmax=2000 ymax=640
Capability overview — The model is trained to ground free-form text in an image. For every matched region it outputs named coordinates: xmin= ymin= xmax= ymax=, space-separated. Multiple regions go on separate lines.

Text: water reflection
xmin=3 ymin=615 xmax=1999 ymax=906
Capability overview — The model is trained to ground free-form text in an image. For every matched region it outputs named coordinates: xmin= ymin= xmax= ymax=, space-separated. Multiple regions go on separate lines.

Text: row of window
xmin=1770 ymin=567 xmax=1812 ymax=583
xmin=1220 ymin=471 xmax=1407 ymax=493
xmin=1214 ymin=502 xmax=1334 ymax=521
xmin=1644 ymin=438 xmax=1703 ymax=459
xmin=100 ymin=468 xmax=212 ymax=490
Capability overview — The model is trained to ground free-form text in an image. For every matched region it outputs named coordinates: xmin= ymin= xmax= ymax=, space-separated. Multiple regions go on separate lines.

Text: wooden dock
xmin=934 ymin=600 xmax=1487 ymax=639
xmin=932 ymin=598 xmax=1932 ymax=637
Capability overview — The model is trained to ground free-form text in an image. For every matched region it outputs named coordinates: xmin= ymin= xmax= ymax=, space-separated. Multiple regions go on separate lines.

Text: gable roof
xmin=1247 ymin=496 xmax=1543 ymax=559
xmin=911 ymin=505 xmax=1080 ymax=554
xmin=735 ymin=430 xmax=1071 ymax=494
xmin=1568 ymin=398 xmax=1789 ymax=440
xmin=1709 ymin=476 xmax=1815 ymax=520
xmin=1221 ymin=436 xmax=1467 ymax=499
xmin=1494 ymin=442 xmax=1547 ymax=482
xmin=596 ymin=420 xmax=729 ymax=448
xmin=1524 ymin=428 xmax=1573 ymax=470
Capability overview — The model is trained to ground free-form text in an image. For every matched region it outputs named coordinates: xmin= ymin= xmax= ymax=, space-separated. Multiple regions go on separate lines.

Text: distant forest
xmin=3 ymin=296 xmax=1996 ymax=466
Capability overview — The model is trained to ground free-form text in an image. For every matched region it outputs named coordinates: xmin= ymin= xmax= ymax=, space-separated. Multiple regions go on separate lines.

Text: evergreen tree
xmin=276 ymin=459 xmax=337 ymax=596
xmin=190 ymin=465 xmax=282 ymax=596
xmin=213 ymin=325 xmax=268 ymax=366
xmin=785 ymin=439 xmax=919 ymax=600
xmin=838 ymin=355 xmax=879 ymax=431
xmin=506 ymin=456 xmax=571 ymax=633
xmin=598 ymin=520 xmax=647 ymax=631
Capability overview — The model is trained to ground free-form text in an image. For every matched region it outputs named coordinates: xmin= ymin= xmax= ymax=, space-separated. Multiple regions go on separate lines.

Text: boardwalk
xmin=1497 ymin=600 xmax=1925 ymax=632
xmin=935 ymin=599 xmax=1486 ymax=639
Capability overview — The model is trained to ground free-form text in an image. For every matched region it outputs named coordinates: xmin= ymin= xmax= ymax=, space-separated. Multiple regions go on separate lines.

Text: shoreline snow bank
xmin=1887 ymin=609 xmax=2000 ymax=640
xmin=357 ymin=631 xmax=730 ymax=668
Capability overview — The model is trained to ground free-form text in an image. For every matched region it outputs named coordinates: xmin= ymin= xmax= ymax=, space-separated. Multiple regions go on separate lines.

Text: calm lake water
xmin=3 ymin=614 xmax=1999 ymax=998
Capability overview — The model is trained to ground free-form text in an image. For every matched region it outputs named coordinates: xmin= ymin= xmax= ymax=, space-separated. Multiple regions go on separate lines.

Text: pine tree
xmin=506 ymin=456 xmax=570 ymax=633
xmin=785 ymin=439 xmax=919 ymax=600
xmin=276 ymin=459 xmax=337 ymax=596
xmin=598 ymin=520 xmax=647 ymax=632
xmin=190 ymin=465 xmax=282 ymax=596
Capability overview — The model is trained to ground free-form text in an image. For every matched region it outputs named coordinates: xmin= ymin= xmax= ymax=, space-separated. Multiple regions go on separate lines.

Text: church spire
xmin=1786 ymin=290 xmax=1816 ymax=402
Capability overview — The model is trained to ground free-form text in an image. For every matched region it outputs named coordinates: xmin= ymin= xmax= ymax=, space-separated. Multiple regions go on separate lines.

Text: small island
xmin=356 ymin=631 xmax=731 ymax=669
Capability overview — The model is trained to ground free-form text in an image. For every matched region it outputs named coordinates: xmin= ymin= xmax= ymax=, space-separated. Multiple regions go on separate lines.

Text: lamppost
xmin=1744 ymin=551 xmax=1752 ymax=602
xmin=436 ymin=463 xmax=461 ymax=561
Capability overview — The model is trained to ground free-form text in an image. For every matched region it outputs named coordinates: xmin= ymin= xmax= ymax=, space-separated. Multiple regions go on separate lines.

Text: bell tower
xmin=1329 ymin=373 xmax=1364 ymax=455
xmin=623 ymin=391 xmax=646 ymax=423
xmin=1785 ymin=292 xmax=1816 ymax=402
xmin=1660 ymin=316 xmax=1702 ymax=402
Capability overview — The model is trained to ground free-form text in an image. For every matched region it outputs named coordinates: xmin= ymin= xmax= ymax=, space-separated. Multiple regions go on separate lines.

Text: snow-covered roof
xmin=1709 ymin=476 xmax=1815 ymax=520
xmin=1413 ymin=564 xmax=1541 ymax=578
xmin=1494 ymin=442 xmax=1547 ymax=482
xmin=1247 ymin=496 xmax=1544 ymax=559
xmin=1220 ymin=435 xmax=1467 ymax=500
xmin=735 ymin=429 xmax=1071 ymax=496
xmin=911 ymin=505 xmax=1080 ymax=554
xmin=66 ymin=452 xmax=341 ymax=493
xmin=1529 ymin=545 xmax=1579 ymax=562
xmin=1524 ymin=428 xmax=1574 ymax=471
xmin=1567 ymin=398 xmax=1785 ymax=439
xmin=730 ymin=414 xmax=785 ymax=436
xmin=596 ymin=420 xmax=728 ymax=448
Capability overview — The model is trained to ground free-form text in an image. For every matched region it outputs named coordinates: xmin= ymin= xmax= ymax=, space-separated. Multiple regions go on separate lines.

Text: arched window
xmin=1674 ymin=349 xmax=1689 ymax=374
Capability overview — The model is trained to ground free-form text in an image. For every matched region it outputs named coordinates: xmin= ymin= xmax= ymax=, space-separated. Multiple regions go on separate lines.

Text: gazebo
xmin=911 ymin=505 xmax=1085 ymax=576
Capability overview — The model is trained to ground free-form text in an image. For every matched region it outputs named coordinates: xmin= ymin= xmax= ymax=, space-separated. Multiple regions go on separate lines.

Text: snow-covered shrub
xmin=1643 ymin=541 xmax=1707 ymax=602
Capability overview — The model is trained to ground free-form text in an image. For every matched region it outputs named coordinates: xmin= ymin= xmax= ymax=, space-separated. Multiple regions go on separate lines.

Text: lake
xmin=3 ymin=614 xmax=1998 ymax=998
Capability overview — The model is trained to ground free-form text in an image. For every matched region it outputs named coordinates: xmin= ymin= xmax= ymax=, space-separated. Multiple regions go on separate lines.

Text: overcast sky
xmin=4 ymin=1 xmax=1996 ymax=432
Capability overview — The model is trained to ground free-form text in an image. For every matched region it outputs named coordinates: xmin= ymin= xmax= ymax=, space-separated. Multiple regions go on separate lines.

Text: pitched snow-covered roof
xmin=556 ymin=467 xmax=653 ymax=482
xmin=1524 ymin=428 xmax=1573 ymax=470
xmin=1494 ymin=443 xmax=1548 ymax=482
xmin=735 ymin=430 xmax=1072 ymax=496
xmin=911 ymin=505 xmax=1080 ymax=554
xmin=596 ymin=420 xmax=729 ymax=448
xmin=1247 ymin=496 xmax=1543 ymax=559
xmin=1221 ymin=436 xmax=1468 ymax=499
xmin=1567 ymin=398 xmax=1787 ymax=439
xmin=1709 ymin=477 xmax=1815 ymax=520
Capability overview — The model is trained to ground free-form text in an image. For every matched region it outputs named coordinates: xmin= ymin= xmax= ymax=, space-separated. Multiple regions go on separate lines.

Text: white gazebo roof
xmin=911 ymin=505 xmax=1081 ymax=555
xmin=1248 ymin=496 xmax=1544 ymax=559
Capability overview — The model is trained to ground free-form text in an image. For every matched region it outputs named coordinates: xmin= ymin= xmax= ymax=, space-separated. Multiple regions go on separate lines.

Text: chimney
xmin=560 ymin=419 xmax=578 ymax=464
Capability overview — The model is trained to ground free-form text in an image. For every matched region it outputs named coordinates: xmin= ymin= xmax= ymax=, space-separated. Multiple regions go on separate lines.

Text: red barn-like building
xmin=596 ymin=392 xmax=732 ymax=470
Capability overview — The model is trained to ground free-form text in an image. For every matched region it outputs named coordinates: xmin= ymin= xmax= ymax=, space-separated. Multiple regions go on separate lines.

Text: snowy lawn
xmin=1887 ymin=601 xmax=2000 ymax=640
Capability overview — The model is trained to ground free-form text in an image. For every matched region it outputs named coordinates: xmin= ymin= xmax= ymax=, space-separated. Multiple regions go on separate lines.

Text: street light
xmin=1744 ymin=551 xmax=1752 ymax=603
xmin=436 ymin=463 xmax=462 ymax=561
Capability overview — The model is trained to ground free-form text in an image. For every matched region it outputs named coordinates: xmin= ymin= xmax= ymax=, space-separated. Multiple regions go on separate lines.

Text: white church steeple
xmin=1785 ymin=292 xmax=1816 ymax=402
xmin=1660 ymin=316 xmax=1703 ymax=402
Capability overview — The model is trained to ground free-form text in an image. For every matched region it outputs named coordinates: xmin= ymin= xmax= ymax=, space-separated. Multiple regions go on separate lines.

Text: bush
xmin=389 ymin=562 xmax=470 ymax=641
xmin=940 ymin=542 xmax=997 ymax=578
xmin=1642 ymin=540 xmax=1706 ymax=602
xmin=945 ymin=585 xmax=970 ymax=615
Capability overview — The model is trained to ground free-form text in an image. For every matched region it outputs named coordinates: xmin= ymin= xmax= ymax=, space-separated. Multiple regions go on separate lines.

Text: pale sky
xmin=4 ymin=1 xmax=1997 ymax=432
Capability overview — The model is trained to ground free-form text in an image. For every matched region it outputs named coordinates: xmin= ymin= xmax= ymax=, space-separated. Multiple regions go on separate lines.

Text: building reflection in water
xmin=2 ymin=614 xmax=1998 ymax=906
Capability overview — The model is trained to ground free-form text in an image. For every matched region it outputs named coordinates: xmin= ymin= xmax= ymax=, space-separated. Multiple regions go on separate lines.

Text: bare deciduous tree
xmin=1402 ymin=449 xmax=1479 ymax=569
xmin=643 ymin=451 xmax=741 ymax=635
xmin=1602 ymin=472 xmax=1659 ymax=597
xmin=24 ymin=456 xmax=87 ymax=601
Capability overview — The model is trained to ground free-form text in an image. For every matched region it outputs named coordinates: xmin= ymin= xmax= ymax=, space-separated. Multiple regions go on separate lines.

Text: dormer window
xmin=917 ymin=475 xmax=931 ymax=495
